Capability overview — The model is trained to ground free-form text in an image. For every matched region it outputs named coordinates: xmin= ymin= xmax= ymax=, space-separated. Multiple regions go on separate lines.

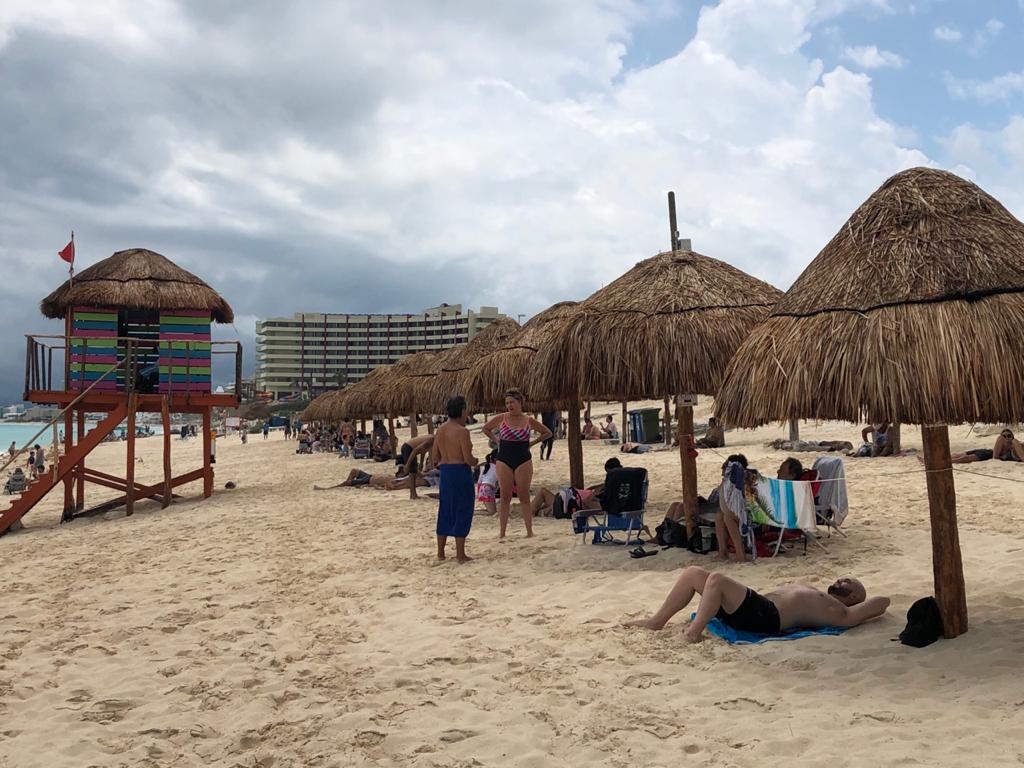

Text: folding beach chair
xmin=753 ymin=474 xmax=827 ymax=556
xmin=352 ymin=438 xmax=371 ymax=459
xmin=4 ymin=468 xmax=28 ymax=495
xmin=812 ymin=456 xmax=848 ymax=538
xmin=573 ymin=467 xmax=649 ymax=545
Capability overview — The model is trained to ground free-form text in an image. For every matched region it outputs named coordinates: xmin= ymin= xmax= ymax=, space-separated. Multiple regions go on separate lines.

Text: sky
xmin=1 ymin=0 xmax=1023 ymax=402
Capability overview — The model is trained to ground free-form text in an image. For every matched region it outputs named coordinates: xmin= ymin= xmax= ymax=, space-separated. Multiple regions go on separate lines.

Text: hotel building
xmin=255 ymin=304 xmax=504 ymax=399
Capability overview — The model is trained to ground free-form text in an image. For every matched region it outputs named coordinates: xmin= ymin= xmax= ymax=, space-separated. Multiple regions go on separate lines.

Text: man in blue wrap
xmin=432 ymin=395 xmax=478 ymax=562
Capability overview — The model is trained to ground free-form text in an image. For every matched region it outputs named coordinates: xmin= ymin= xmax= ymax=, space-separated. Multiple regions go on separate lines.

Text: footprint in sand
xmin=81 ymin=698 xmax=136 ymax=723
xmin=439 ymin=728 xmax=478 ymax=743
xmin=714 ymin=697 xmax=773 ymax=712
xmin=354 ymin=730 xmax=387 ymax=747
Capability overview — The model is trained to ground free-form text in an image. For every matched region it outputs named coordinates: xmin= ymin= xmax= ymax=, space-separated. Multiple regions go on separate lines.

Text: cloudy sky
xmin=2 ymin=0 xmax=1023 ymax=401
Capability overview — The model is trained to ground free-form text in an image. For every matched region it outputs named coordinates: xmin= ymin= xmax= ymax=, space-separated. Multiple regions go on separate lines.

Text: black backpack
xmin=654 ymin=517 xmax=689 ymax=548
xmin=552 ymin=488 xmax=581 ymax=520
xmin=898 ymin=597 xmax=943 ymax=648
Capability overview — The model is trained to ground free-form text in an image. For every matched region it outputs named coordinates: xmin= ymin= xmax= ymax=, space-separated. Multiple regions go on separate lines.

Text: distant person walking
xmin=433 ymin=396 xmax=478 ymax=563
xmin=262 ymin=421 xmax=270 ymax=440
xmin=7 ymin=441 xmax=16 ymax=458
xmin=540 ymin=411 xmax=557 ymax=461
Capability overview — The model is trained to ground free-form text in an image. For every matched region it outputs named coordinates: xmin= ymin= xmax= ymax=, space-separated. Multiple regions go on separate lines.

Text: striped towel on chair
xmin=755 ymin=476 xmax=817 ymax=531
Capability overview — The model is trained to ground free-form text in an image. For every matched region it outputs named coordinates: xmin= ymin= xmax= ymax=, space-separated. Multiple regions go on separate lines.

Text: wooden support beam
xmin=567 ymin=404 xmax=584 ymax=489
xmin=788 ymin=419 xmax=800 ymax=442
xmin=62 ymin=410 xmax=74 ymax=517
xmin=922 ymin=425 xmax=968 ymax=638
xmin=126 ymin=394 xmax=137 ymax=516
xmin=410 ymin=414 xmax=418 ymax=438
xmin=76 ymin=409 xmax=85 ymax=510
xmin=621 ymin=401 xmax=628 ymax=445
xmin=161 ymin=396 xmax=172 ymax=509
xmin=663 ymin=397 xmax=671 ymax=445
xmin=677 ymin=398 xmax=698 ymax=527
xmin=202 ymin=409 xmax=213 ymax=498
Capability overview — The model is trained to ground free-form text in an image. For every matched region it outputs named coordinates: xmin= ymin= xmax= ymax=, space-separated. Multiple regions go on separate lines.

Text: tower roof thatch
xmin=422 ymin=317 xmax=521 ymax=410
xmin=464 ymin=301 xmax=579 ymax=410
xmin=40 ymin=248 xmax=234 ymax=323
xmin=716 ymin=166 xmax=1024 ymax=426
xmin=532 ymin=251 xmax=782 ymax=402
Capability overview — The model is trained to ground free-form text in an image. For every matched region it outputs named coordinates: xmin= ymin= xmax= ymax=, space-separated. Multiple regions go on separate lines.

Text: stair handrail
xmin=0 ymin=361 xmax=122 ymax=477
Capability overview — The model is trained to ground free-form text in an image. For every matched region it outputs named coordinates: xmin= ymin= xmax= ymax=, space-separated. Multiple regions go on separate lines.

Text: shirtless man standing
xmin=626 ymin=566 xmax=889 ymax=642
xmin=432 ymin=396 xmax=478 ymax=562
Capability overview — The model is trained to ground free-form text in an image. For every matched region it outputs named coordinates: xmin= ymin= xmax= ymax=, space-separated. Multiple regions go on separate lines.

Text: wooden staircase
xmin=0 ymin=404 xmax=128 ymax=535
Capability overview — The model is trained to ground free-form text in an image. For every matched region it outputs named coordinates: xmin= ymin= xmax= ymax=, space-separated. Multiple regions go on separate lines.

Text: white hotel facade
xmin=255 ymin=304 xmax=504 ymax=399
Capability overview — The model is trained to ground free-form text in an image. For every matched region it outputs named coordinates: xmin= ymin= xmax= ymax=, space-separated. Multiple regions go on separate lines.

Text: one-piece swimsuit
xmin=496 ymin=421 xmax=532 ymax=470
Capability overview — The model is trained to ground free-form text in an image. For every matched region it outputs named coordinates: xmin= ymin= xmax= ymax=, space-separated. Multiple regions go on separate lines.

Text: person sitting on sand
xmin=625 ymin=566 xmax=890 ymax=642
xmin=861 ymin=422 xmax=893 ymax=457
xmin=530 ymin=457 xmax=625 ymax=517
xmin=581 ymin=416 xmax=602 ymax=440
xmin=600 ymin=415 xmax=620 ymax=440
xmin=947 ymin=429 xmax=1024 ymax=463
xmin=696 ymin=417 xmax=725 ymax=449
xmin=314 ymin=467 xmax=438 ymax=490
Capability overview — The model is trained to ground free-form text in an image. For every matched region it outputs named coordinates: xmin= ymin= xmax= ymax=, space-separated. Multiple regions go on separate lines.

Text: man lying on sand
xmin=314 ymin=467 xmax=439 ymax=491
xmin=625 ymin=566 xmax=889 ymax=643
xmin=946 ymin=429 xmax=1024 ymax=463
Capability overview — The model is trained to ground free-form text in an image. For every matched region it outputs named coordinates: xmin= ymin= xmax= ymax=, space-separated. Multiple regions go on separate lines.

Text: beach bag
xmin=552 ymin=487 xmax=581 ymax=519
xmin=655 ymin=517 xmax=688 ymax=547
xmin=898 ymin=597 xmax=943 ymax=648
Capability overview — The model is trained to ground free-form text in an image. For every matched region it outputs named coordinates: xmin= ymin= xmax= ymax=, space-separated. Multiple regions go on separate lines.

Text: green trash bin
xmin=628 ymin=407 xmax=663 ymax=443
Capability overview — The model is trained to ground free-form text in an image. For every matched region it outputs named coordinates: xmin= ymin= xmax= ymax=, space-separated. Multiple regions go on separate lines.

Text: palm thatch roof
xmin=40 ymin=248 xmax=234 ymax=323
xmin=300 ymin=391 xmax=338 ymax=422
xmin=464 ymin=301 xmax=579 ymax=410
xmin=331 ymin=366 xmax=394 ymax=420
xmin=422 ymin=316 xmax=521 ymax=410
xmin=532 ymin=251 xmax=783 ymax=402
xmin=374 ymin=351 xmax=444 ymax=415
xmin=716 ymin=166 xmax=1024 ymax=427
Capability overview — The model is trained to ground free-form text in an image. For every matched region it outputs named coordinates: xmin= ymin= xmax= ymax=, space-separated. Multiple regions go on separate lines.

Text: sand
xmin=2 ymin=403 xmax=1024 ymax=767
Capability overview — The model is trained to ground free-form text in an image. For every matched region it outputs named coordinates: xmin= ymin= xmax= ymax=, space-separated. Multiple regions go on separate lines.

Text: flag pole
xmin=68 ymin=230 xmax=75 ymax=288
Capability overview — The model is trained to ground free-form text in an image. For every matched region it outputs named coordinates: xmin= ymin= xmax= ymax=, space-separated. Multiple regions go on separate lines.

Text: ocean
xmin=0 ymin=421 xmax=165 ymax=452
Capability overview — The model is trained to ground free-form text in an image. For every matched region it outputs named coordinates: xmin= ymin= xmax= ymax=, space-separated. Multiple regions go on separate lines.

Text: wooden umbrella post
xmin=663 ymin=397 xmax=671 ymax=446
xmin=676 ymin=396 xmax=698 ymax=522
xmin=921 ymin=424 xmax=968 ymax=638
xmin=567 ymin=404 xmax=584 ymax=489
xmin=410 ymin=414 xmax=418 ymax=438
xmin=890 ymin=422 xmax=902 ymax=454
xmin=788 ymin=419 xmax=800 ymax=443
xmin=620 ymin=401 xmax=627 ymax=444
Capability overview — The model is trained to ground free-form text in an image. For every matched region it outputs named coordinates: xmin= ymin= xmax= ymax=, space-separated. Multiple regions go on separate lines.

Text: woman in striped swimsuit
xmin=482 ymin=388 xmax=553 ymax=540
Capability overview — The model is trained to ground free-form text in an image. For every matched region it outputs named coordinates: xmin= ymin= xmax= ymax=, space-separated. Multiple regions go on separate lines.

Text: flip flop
xmin=630 ymin=546 xmax=658 ymax=559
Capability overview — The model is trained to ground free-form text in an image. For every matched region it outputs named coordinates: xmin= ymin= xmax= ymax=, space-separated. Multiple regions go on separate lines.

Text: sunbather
xmin=696 ymin=417 xmax=725 ymax=448
xmin=946 ymin=429 xmax=1024 ymax=463
xmin=625 ymin=566 xmax=889 ymax=642
xmin=314 ymin=468 xmax=437 ymax=490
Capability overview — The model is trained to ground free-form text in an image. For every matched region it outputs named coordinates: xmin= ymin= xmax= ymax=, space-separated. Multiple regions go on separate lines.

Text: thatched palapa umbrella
xmin=464 ymin=302 xmax=579 ymax=412
xmin=716 ymin=166 xmax=1024 ymax=638
xmin=534 ymin=250 xmax=782 ymax=493
xmin=331 ymin=365 xmax=394 ymax=422
xmin=41 ymin=248 xmax=234 ymax=322
xmin=423 ymin=316 xmax=521 ymax=411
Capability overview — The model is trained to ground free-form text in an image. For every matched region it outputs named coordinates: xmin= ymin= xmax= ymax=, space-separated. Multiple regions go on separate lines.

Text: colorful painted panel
xmin=157 ymin=311 xmax=212 ymax=394
xmin=68 ymin=308 xmax=119 ymax=391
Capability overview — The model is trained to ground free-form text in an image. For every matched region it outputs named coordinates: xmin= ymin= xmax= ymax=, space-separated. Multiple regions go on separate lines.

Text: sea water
xmin=0 ymin=421 xmax=165 ymax=452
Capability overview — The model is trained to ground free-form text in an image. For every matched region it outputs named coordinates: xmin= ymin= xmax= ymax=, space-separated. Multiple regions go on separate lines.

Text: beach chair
xmin=4 ymin=468 xmax=28 ymax=495
xmin=812 ymin=456 xmax=848 ymax=537
xmin=352 ymin=438 xmax=371 ymax=459
xmin=573 ymin=467 xmax=649 ymax=545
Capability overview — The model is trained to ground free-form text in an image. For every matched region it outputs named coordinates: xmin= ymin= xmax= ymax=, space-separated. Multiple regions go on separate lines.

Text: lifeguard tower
xmin=0 ymin=248 xmax=242 ymax=534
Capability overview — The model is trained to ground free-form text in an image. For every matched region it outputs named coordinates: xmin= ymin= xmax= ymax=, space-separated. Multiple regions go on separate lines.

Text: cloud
xmin=945 ymin=70 xmax=1024 ymax=102
xmin=842 ymin=44 xmax=905 ymax=68
xmin=4 ymin=0 xmax=1022 ymax=408
xmin=933 ymin=25 xmax=963 ymax=41
xmin=970 ymin=17 xmax=1005 ymax=52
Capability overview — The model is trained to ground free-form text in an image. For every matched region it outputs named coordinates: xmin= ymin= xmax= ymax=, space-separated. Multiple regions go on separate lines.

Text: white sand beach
xmin=2 ymin=404 xmax=1023 ymax=767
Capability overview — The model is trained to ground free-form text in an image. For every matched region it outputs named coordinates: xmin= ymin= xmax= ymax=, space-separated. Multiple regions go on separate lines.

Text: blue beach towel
xmin=695 ymin=615 xmax=849 ymax=645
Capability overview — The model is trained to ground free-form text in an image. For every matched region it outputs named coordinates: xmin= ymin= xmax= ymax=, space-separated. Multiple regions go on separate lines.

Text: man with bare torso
xmin=626 ymin=566 xmax=889 ymax=642
xmin=432 ymin=396 xmax=478 ymax=562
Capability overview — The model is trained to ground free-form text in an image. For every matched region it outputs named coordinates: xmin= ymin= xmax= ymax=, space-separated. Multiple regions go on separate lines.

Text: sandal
xmin=630 ymin=546 xmax=658 ymax=559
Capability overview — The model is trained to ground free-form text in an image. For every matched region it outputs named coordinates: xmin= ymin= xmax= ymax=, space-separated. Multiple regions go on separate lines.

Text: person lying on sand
xmin=625 ymin=566 xmax=889 ymax=643
xmin=946 ymin=429 xmax=1024 ymax=464
xmin=314 ymin=468 xmax=439 ymax=491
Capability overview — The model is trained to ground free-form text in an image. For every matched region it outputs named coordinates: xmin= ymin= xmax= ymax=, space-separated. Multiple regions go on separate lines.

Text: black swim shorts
xmin=967 ymin=448 xmax=994 ymax=461
xmin=717 ymin=588 xmax=782 ymax=635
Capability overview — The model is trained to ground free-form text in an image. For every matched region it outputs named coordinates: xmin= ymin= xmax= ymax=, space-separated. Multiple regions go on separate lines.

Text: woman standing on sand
xmin=482 ymin=388 xmax=552 ymax=540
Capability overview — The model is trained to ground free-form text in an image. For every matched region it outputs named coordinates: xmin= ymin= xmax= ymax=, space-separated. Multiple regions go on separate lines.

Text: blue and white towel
xmin=719 ymin=460 xmax=748 ymax=526
xmin=755 ymin=475 xmax=817 ymax=531
xmin=699 ymin=616 xmax=849 ymax=644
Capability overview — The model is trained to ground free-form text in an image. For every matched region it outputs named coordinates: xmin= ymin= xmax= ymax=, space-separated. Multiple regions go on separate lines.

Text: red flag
xmin=58 ymin=236 xmax=75 ymax=264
